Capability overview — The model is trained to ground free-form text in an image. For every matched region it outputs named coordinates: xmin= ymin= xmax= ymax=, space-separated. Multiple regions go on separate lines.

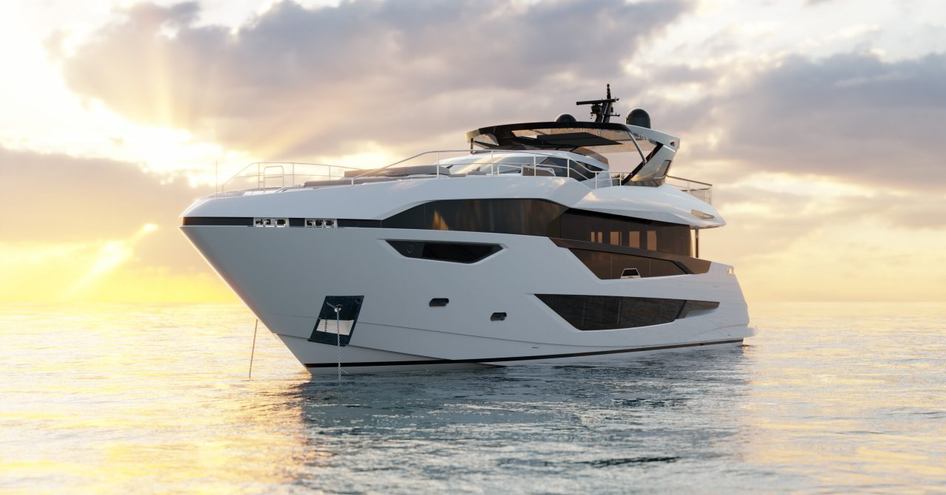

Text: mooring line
xmin=248 ymin=319 xmax=259 ymax=380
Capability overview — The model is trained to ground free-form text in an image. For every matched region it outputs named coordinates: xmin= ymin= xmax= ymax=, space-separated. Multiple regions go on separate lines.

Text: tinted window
xmin=384 ymin=199 xmax=565 ymax=237
xmin=387 ymin=240 xmax=502 ymax=263
xmin=569 ymin=249 xmax=686 ymax=278
xmin=537 ymin=294 xmax=686 ymax=330
xmin=381 ymin=199 xmax=691 ymax=257
xmin=561 ymin=209 xmax=690 ymax=256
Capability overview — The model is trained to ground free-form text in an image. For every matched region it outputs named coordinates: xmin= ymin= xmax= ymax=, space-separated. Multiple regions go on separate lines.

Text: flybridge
xmin=465 ymin=85 xmax=680 ymax=183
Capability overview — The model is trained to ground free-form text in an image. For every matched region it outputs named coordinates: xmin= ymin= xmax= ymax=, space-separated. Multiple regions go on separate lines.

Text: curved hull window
xmin=537 ymin=294 xmax=718 ymax=330
xmin=387 ymin=240 xmax=502 ymax=263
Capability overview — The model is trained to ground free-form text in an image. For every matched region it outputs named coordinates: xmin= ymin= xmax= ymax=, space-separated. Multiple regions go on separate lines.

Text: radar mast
xmin=576 ymin=84 xmax=620 ymax=123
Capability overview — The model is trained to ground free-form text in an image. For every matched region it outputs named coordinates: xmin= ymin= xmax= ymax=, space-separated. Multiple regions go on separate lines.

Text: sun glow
xmin=66 ymin=224 xmax=159 ymax=297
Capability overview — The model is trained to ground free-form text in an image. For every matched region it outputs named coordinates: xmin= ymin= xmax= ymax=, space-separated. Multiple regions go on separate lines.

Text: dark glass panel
xmin=552 ymin=238 xmax=711 ymax=275
xmin=422 ymin=241 xmax=499 ymax=263
xmin=387 ymin=240 xmax=501 ymax=264
xmin=537 ymin=294 xmax=689 ymax=331
xmin=561 ymin=210 xmax=644 ymax=245
xmin=654 ymin=225 xmax=691 ymax=256
xmin=383 ymin=199 xmax=566 ymax=237
xmin=181 ymin=216 xmax=254 ymax=226
xmin=616 ymin=297 xmax=684 ymax=329
xmin=381 ymin=199 xmax=692 ymax=258
xmin=383 ymin=203 xmax=430 ymax=230
xmin=580 ymin=295 xmax=622 ymax=330
xmin=572 ymin=249 xmax=612 ymax=278
xmin=647 ymin=257 xmax=686 ymax=277
xmin=679 ymin=300 xmax=720 ymax=317
xmin=568 ymin=249 xmax=685 ymax=279
xmin=337 ymin=219 xmax=383 ymax=228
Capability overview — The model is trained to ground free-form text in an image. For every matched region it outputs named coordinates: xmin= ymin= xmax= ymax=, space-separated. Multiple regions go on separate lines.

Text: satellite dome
xmin=626 ymin=108 xmax=651 ymax=128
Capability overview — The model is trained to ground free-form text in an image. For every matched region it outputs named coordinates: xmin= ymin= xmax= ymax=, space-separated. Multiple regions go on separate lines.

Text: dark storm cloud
xmin=59 ymin=0 xmax=688 ymax=157
xmin=0 ymin=146 xmax=208 ymax=269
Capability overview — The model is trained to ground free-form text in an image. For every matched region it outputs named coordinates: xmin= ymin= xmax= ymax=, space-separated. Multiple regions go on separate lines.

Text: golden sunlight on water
xmin=0 ymin=305 xmax=313 ymax=493
xmin=0 ymin=303 xmax=944 ymax=493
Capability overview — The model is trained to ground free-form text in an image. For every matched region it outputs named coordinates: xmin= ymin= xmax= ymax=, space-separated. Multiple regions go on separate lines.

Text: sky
xmin=1 ymin=0 xmax=945 ymax=304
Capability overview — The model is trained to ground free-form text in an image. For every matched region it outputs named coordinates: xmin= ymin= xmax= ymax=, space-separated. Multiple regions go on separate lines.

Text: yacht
xmin=181 ymin=86 xmax=752 ymax=374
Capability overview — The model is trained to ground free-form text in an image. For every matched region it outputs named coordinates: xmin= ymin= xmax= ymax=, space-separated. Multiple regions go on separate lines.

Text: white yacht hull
xmin=182 ymin=219 xmax=751 ymax=374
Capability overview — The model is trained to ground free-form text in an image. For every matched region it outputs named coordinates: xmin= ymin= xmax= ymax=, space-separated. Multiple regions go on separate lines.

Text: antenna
xmin=576 ymin=84 xmax=620 ymax=123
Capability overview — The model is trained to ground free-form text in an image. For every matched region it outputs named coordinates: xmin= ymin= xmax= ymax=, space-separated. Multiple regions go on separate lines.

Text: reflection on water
xmin=0 ymin=303 xmax=944 ymax=493
xmin=291 ymin=350 xmax=752 ymax=493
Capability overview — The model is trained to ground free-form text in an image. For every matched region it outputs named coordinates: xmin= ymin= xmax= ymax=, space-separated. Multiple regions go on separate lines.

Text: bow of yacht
xmin=181 ymin=87 xmax=752 ymax=373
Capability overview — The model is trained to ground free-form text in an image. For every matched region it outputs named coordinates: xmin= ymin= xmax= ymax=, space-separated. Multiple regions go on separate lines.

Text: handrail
xmin=665 ymin=175 xmax=713 ymax=204
xmin=218 ymin=153 xmax=713 ymax=204
xmin=221 ymin=161 xmax=361 ymax=192
xmin=666 ymin=175 xmax=712 ymax=188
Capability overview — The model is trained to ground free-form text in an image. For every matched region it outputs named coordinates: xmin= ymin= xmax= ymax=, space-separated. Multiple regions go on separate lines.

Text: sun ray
xmin=65 ymin=223 xmax=158 ymax=297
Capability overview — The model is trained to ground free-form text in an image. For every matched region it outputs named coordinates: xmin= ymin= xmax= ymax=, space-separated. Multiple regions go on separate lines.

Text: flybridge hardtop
xmin=466 ymin=84 xmax=680 ymax=184
xmin=181 ymin=85 xmax=751 ymax=375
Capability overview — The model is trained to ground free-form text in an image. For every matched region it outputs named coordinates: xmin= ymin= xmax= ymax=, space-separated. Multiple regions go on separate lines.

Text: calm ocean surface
xmin=1 ymin=302 xmax=944 ymax=493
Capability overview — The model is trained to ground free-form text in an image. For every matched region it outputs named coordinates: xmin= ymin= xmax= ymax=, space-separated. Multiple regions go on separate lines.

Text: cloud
xmin=668 ymin=52 xmax=946 ymax=191
xmin=0 ymin=145 xmax=208 ymax=269
xmin=0 ymin=145 xmax=238 ymax=302
xmin=58 ymin=1 xmax=946 ymax=192
xmin=58 ymin=0 xmax=688 ymax=159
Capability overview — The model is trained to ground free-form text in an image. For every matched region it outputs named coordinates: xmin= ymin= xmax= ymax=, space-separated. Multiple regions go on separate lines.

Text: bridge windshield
xmin=442 ymin=153 xmax=603 ymax=180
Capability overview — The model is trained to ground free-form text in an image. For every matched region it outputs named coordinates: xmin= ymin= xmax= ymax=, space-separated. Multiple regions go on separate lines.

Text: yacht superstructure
xmin=181 ymin=87 xmax=752 ymax=373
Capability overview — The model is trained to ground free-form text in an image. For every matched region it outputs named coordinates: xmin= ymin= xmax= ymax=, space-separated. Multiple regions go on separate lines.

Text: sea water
xmin=1 ymin=302 xmax=944 ymax=493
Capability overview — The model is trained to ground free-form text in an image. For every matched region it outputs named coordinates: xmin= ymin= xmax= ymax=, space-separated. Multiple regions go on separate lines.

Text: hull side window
xmin=537 ymin=294 xmax=718 ymax=331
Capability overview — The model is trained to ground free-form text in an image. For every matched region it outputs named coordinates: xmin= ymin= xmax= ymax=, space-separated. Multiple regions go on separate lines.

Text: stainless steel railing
xmin=666 ymin=175 xmax=713 ymax=204
xmin=218 ymin=151 xmax=713 ymax=204
xmin=220 ymin=162 xmax=360 ymax=192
